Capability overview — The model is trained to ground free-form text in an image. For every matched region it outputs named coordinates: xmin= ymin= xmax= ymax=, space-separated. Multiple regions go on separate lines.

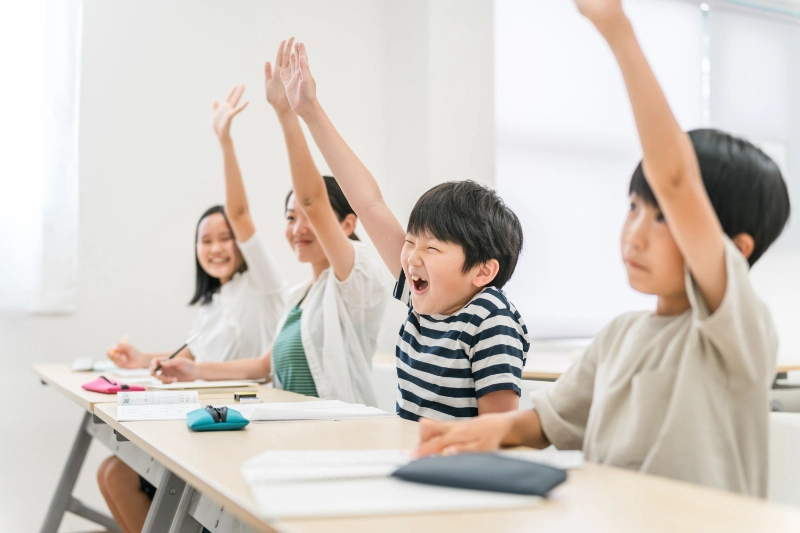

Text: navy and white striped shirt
xmin=393 ymin=271 xmax=530 ymax=421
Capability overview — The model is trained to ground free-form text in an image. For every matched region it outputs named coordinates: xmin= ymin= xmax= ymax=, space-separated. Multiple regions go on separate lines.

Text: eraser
xmin=234 ymin=392 xmax=258 ymax=401
xmin=239 ymin=397 xmax=263 ymax=404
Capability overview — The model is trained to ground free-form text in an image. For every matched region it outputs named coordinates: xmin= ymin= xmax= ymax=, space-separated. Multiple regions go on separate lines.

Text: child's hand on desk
xmin=212 ymin=85 xmax=249 ymax=141
xmin=151 ymin=357 xmax=197 ymax=383
xmin=414 ymin=414 xmax=513 ymax=457
xmin=108 ymin=343 xmax=144 ymax=369
xmin=265 ymin=38 xmax=294 ymax=114
xmin=280 ymin=42 xmax=318 ymax=122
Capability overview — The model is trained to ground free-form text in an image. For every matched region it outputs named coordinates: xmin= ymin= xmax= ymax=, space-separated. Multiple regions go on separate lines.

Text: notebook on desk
xmin=240 ymin=449 xmax=542 ymax=519
xmin=117 ymin=391 xmax=200 ymax=421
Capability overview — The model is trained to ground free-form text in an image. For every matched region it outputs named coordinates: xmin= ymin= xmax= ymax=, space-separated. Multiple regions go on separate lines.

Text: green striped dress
xmin=271 ymin=305 xmax=318 ymax=397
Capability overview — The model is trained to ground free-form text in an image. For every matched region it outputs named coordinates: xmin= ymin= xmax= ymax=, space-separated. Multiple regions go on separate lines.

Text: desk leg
xmin=169 ymin=486 xmax=203 ymax=533
xmin=39 ymin=411 xmax=121 ymax=533
xmin=142 ymin=469 xmax=187 ymax=533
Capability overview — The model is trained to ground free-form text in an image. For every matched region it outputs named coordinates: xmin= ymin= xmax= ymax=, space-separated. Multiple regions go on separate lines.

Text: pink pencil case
xmin=82 ymin=375 xmax=146 ymax=394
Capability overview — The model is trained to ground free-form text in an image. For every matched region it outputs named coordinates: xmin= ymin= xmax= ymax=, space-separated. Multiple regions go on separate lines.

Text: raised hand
xmin=212 ymin=85 xmax=249 ymax=141
xmin=265 ymin=38 xmax=294 ymax=114
xmin=572 ymin=0 xmax=625 ymax=33
xmin=108 ymin=343 xmax=145 ymax=369
xmin=279 ymin=42 xmax=318 ymax=122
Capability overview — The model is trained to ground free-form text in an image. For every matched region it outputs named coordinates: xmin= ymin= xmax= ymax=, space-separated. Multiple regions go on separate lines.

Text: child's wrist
xmin=298 ymin=99 xmax=322 ymax=124
xmin=596 ymin=13 xmax=633 ymax=47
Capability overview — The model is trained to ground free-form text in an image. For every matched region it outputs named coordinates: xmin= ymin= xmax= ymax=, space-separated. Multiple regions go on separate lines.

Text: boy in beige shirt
xmin=415 ymin=0 xmax=792 ymax=497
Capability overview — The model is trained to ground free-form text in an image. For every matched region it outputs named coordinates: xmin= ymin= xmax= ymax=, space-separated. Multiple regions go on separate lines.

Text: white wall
xmin=0 ymin=1 xmax=493 ymax=531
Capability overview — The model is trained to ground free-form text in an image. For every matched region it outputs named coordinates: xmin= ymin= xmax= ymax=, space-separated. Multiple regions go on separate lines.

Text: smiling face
xmin=401 ymin=232 xmax=491 ymax=316
xmin=195 ymin=212 xmax=242 ymax=284
xmin=285 ymin=193 xmax=326 ymax=264
xmin=621 ymin=194 xmax=688 ymax=308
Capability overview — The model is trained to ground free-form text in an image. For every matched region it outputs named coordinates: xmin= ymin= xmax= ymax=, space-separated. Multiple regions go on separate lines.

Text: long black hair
xmin=190 ymin=205 xmax=248 ymax=305
xmin=284 ymin=176 xmax=360 ymax=241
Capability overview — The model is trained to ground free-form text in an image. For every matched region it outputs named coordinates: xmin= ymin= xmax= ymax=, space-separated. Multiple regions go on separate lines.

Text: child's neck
xmin=655 ymin=291 xmax=691 ymax=316
xmin=438 ymin=286 xmax=484 ymax=316
xmin=311 ymin=259 xmax=331 ymax=282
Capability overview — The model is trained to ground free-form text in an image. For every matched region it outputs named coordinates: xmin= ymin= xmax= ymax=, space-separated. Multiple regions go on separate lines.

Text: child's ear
xmin=340 ymin=214 xmax=357 ymax=238
xmin=732 ymin=233 xmax=755 ymax=260
xmin=471 ymin=259 xmax=500 ymax=288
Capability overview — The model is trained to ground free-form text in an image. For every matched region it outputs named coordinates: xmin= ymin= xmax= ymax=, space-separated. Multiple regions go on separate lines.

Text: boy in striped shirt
xmin=279 ymin=42 xmax=530 ymax=421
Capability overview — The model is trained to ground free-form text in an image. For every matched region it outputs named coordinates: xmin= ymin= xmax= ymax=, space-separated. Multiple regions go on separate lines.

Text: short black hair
xmin=190 ymin=205 xmax=247 ymax=305
xmin=407 ymin=180 xmax=523 ymax=289
xmin=285 ymin=176 xmax=359 ymax=241
xmin=629 ymin=128 xmax=791 ymax=266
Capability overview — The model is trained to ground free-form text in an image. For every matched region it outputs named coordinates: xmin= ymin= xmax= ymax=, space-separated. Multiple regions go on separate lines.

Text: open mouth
xmin=209 ymin=257 xmax=230 ymax=265
xmin=411 ymin=274 xmax=429 ymax=293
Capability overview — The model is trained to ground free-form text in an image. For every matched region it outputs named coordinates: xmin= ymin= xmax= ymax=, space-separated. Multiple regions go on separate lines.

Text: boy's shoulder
xmin=459 ymin=287 xmax=522 ymax=321
xmin=455 ymin=288 xmax=529 ymax=345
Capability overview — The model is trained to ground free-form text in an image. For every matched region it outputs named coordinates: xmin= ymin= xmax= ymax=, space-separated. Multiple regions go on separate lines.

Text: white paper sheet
xmin=248 ymin=400 xmax=392 ymax=422
xmin=116 ymin=390 xmax=200 ymax=421
xmin=118 ymin=403 xmax=201 ymax=421
xmin=146 ymin=380 xmax=260 ymax=391
xmin=240 ymin=450 xmax=540 ymax=519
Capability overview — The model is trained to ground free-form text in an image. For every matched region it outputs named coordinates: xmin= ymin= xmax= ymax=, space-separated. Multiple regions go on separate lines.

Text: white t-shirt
xmin=531 ymin=237 xmax=777 ymax=496
xmin=187 ymin=231 xmax=286 ymax=363
xmin=271 ymin=240 xmax=389 ymax=407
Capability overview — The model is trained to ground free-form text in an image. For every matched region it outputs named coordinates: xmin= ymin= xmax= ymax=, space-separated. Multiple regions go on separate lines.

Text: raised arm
xmin=212 ymin=85 xmax=256 ymax=243
xmin=576 ymin=1 xmax=727 ymax=311
xmin=280 ymin=43 xmax=406 ymax=279
xmin=266 ymin=39 xmax=354 ymax=281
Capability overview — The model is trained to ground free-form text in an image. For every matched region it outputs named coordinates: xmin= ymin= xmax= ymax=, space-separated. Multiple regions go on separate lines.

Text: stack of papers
xmin=240 ymin=449 xmax=541 ymax=519
xmin=117 ymin=391 xmax=200 ymax=421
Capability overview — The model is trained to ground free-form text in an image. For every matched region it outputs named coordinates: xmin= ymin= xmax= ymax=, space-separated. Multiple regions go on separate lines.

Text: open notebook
xmin=117 ymin=391 xmax=200 ymax=421
xmin=240 ymin=450 xmax=541 ymax=519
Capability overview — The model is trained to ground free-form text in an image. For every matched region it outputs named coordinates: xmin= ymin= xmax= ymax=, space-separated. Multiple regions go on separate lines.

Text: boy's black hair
xmin=629 ymin=128 xmax=791 ymax=266
xmin=406 ymin=180 xmax=523 ymax=289
xmin=190 ymin=205 xmax=247 ymax=305
xmin=285 ymin=175 xmax=359 ymax=241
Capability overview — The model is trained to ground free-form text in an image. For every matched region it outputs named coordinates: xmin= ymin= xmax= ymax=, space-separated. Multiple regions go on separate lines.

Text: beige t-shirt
xmin=532 ymin=237 xmax=777 ymax=496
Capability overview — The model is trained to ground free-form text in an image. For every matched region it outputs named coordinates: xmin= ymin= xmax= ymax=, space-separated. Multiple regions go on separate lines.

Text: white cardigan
xmin=271 ymin=241 xmax=389 ymax=407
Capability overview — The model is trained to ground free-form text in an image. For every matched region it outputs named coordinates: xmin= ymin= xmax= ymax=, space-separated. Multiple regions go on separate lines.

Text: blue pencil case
xmin=186 ymin=406 xmax=249 ymax=432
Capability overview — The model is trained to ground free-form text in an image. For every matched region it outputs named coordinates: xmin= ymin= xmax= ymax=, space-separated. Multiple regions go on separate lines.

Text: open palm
xmin=212 ymin=84 xmax=249 ymax=140
xmin=265 ymin=38 xmax=293 ymax=113
xmin=280 ymin=42 xmax=317 ymax=121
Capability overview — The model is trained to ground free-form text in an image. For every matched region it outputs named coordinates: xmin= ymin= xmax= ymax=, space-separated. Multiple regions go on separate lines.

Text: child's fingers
xmin=283 ymin=37 xmax=294 ymax=67
xmin=276 ymin=40 xmax=286 ymax=67
xmin=231 ymin=85 xmax=244 ymax=107
xmin=418 ymin=418 xmax=447 ymax=442
xmin=232 ymin=101 xmax=249 ymax=115
xmin=225 ymin=85 xmax=237 ymax=103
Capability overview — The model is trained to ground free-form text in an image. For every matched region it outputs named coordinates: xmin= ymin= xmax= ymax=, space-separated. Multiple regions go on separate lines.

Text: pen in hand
xmin=154 ymin=332 xmax=201 ymax=374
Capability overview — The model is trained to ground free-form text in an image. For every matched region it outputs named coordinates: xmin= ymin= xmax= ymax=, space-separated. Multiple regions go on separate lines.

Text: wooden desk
xmin=94 ymin=400 xmax=800 ymax=533
xmin=32 ymin=363 xmax=267 ymax=533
